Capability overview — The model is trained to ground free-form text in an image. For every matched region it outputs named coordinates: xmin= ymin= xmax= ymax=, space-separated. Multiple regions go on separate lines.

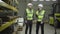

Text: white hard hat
xmin=27 ymin=3 xmax=33 ymax=6
xmin=38 ymin=4 xmax=43 ymax=7
xmin=0 ymin=0 xmax=3 ymax=2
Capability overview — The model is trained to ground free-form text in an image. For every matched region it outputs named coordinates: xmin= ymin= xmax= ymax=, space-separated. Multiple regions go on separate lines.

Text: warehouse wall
xmin=18 ymin=0 xmax=31 ymax=17
xmin=17 ymin=0 xmax=26 ymax=17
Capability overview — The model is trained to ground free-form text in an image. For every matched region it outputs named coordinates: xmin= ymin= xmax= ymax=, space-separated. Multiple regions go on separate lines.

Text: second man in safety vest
xmin=25 ymin=3 xmax=34 ymax=34
xmin=36 ymin=4 xmax=45 ymax=34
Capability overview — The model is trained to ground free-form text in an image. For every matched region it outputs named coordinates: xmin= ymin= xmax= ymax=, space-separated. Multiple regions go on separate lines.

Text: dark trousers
xmin=36 ymin=21 xmax=44 ymax=34
xmin=25 ymin=20 xmax=32 ymax=34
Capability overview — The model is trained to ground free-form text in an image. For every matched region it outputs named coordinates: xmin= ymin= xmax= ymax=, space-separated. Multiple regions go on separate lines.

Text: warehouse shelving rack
xmin=0 ymin=0 xmax=19 ymax=34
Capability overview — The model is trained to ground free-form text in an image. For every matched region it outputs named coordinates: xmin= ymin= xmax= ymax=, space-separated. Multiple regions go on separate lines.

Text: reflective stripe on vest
xmin=36 ymin=10 xmax=45 ymax=21
xmin=26 ymin=8 xmax=33 ymax=20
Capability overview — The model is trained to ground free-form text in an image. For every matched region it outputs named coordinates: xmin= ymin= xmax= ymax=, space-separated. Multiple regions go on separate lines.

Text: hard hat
xmin=27 ymin=3 xmax=33 ymax=6
xmin=0 ymin=0 xmax=3 ymax=2
xmin=38 ymin=4 xmax=43 ymax=7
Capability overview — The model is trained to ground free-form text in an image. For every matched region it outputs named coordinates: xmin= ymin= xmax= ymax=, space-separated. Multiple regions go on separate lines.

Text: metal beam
xmin=0 ymin=17 xmax=18 ymax=32
xmin=0 ymin=2 xmax=18 ymax=12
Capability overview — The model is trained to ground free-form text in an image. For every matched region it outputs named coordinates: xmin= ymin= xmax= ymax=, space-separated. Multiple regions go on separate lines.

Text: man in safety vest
xmin=25 ymin=3 xmax=34 ymax=34
xmin=36 ymin=4 xmax=45 ymax=34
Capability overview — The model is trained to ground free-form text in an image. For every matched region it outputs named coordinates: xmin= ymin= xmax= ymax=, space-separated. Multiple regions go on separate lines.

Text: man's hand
xmin=25 ymin=20 xmax=27 ymax=23
xmin=33 ymin=20 xmax=37 ymax=24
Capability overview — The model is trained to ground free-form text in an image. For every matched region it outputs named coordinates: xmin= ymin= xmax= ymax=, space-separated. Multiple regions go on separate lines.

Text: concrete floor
xmin=17 ymin=24 xmax=60 ymax=34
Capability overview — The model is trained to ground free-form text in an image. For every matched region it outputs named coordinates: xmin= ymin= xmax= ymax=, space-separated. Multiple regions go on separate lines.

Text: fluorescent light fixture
xmin=33 ymin=0 xmax=38 ymax=1
xmin=52 ymin=0 xmax=56 ymax=1
xmin=46 ymin=0 xmax=50 ymax=1
xmin=39 ymin=0 xmax=44 ymax=1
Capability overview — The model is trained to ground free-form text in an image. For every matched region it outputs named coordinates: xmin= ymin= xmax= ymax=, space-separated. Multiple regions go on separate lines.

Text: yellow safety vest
xmin=36 ymin=10 xmax=45 ymax=21
xmin=26 ymin=8 xmax=33 ymax=20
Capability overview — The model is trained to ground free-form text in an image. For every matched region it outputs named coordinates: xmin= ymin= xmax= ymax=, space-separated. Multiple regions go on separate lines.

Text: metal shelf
xmin=0 ymin=0 xmax=19 ymax=32
xmin=0 ymin=2 xmax=18 ymax=12
xmin=55 ymin=13 xmax=60 ymax=16
xmin=0 ymin=16 xmax=19 ymax=32
xmin=55 ymin=13 xmax=60 ymax=21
